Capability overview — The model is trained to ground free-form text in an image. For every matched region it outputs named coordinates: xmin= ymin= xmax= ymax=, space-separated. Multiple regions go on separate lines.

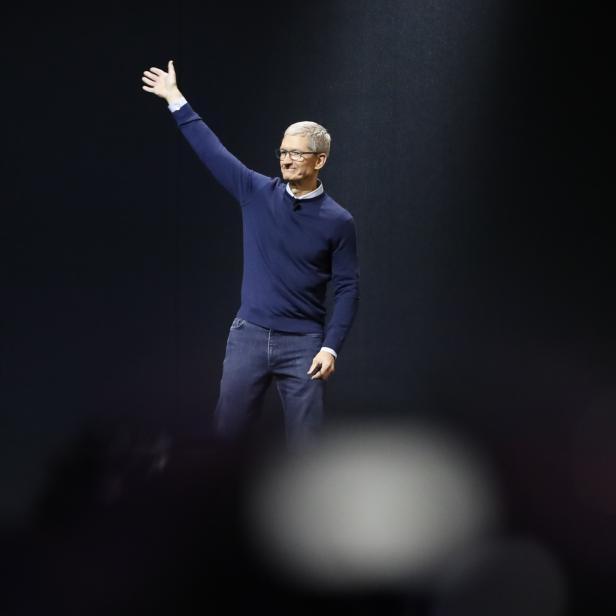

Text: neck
xmin=289 ymin=176 xmax=319 ymax=197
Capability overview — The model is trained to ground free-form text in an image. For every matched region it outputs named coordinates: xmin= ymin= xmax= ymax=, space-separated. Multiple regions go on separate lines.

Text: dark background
xmin=2 ymin=1 xmax=613 ymax=614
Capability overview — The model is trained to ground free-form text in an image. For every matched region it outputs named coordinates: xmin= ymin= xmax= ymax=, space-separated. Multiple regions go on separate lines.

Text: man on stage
xmin=142 ymin=60 xmax=359 ymax=450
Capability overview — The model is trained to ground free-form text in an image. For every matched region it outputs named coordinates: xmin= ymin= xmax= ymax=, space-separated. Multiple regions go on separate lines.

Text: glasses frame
xmin=275 ymin=148 xmax=320 ymax=162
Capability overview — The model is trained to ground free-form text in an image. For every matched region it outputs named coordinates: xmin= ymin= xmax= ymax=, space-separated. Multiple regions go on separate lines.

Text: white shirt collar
xmin=286 ymin=178 xmax=324 ymax=200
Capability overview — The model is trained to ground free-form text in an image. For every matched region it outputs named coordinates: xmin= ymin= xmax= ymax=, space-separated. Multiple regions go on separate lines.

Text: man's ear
xmin=315 ymin=153 xmax=327 ymax=170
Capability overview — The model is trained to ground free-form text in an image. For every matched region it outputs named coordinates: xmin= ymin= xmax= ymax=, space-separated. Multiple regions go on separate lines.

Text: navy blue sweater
xmin=171 ymin=103 xmax=359 ymax=354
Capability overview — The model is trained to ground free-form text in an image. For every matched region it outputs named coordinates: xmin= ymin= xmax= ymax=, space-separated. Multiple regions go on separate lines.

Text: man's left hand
xmin=308 ymin=351 xmax=336 ymax=380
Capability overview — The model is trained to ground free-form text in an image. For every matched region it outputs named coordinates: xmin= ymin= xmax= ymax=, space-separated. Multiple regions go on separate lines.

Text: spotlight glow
xmin=245 ymin=421 xmax=501 ymax=589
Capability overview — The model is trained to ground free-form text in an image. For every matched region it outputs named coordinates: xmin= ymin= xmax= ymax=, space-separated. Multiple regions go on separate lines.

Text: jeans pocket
xmin=304 ymin=332 xmax=324 ymax=346
xmin=230 ymin=317 xmax=246 ymax=330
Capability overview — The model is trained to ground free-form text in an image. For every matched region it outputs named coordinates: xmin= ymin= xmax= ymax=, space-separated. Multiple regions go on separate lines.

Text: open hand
xmin=142 ymin=60 xmax=181 ymax=102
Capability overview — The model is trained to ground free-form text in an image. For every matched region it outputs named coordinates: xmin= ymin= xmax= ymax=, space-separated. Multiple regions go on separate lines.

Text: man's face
xmin=279 ymin=133 xmax=326 ymax=182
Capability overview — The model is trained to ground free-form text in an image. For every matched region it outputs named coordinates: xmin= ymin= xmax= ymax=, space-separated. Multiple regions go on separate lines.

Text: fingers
xmin=307 ymin=351 xmax=336 ymax=381
xmin=311 ymin=365 xmax=334 ymax=380
xmin=168 ymin=59 xmax=175 ymax=75
xmin=307 ymin=358 xmax=326 ymax=380
xmin=307 ymin=359 xmax=319 ymax=376
xmin=308 ymin=359 xmax=335 ymax=380
xmin=141 ymin=66 xmax=170 ymax=95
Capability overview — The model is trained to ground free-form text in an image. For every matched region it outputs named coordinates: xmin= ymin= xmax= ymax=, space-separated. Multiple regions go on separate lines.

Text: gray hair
xmin=284 ymin=121 xmax=331 ymax=157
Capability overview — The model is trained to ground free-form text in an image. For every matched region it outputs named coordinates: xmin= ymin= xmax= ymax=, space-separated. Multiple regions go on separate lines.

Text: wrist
xmin=320 ymin=346 xmax=337 ymax=359
xmin=165 ymin=87 xmax=184 ymax=105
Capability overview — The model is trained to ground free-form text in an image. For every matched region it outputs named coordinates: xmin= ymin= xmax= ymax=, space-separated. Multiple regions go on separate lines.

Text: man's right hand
xmin=142 ymin=60 xmax=183 ymax=104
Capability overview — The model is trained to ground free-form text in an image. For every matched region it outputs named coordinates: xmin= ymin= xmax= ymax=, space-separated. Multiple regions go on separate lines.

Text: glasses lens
xmin=276 ymin=149 xmax=313 ymax=161
xmin=276 ymin=149 xmax=298 ymax=160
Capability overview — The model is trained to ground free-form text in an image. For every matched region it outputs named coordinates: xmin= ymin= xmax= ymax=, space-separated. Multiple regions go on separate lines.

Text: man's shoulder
xmin=322 ymin=193 xmax=354 ymax=222
xmin=248 ymin=175 xmax=283 ymax=202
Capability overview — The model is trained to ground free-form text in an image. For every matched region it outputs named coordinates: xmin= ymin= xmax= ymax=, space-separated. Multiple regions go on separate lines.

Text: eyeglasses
xmin=274 ymin=148 xmax=319 ymax=161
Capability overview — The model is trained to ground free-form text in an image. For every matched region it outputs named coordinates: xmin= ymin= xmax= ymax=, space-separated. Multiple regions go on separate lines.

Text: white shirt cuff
xmin=320 ymin=346 xmax=337 ymax=359
xmin=168 ymin=97 xmax=188 ymax=112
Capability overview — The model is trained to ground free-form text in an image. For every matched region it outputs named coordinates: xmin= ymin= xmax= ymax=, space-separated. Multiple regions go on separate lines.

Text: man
xmin=142 ymin=60 xmax=359 ymax=450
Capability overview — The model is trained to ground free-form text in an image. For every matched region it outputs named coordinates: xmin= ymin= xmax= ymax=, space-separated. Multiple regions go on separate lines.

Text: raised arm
xmin=142 ymin=60 xmax=270 ymax=205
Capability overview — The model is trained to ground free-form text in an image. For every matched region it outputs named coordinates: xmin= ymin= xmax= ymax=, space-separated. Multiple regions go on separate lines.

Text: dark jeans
xmin=213 ymin=317 xmax=326 ymax=450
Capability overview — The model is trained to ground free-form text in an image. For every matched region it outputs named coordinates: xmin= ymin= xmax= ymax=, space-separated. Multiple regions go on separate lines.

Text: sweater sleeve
xmin=170 ymin=103 xmax=271 ymax=206
xmin=322 ymin=216 xmax=360 ymax=355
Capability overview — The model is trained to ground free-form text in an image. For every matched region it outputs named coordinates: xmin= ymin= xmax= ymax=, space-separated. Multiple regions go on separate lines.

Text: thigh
xmin=219 ymin=318 xmax=270 ymax=388
xmin=215 ymin=318 xmax=272 ymax=433
xmin=273 ymin=332 xmax=325 ymax=448
xmin=272 ymin=331 xmax=324 ymax=379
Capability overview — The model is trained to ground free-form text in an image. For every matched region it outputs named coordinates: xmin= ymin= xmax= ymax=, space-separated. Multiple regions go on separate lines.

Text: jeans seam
xmin=275 ymin=378 xmax=287 ymax=422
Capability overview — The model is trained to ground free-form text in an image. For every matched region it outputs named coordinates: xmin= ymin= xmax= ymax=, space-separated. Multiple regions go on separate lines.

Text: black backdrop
xmin=3 ymin=1 xmax=613 ymax=614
